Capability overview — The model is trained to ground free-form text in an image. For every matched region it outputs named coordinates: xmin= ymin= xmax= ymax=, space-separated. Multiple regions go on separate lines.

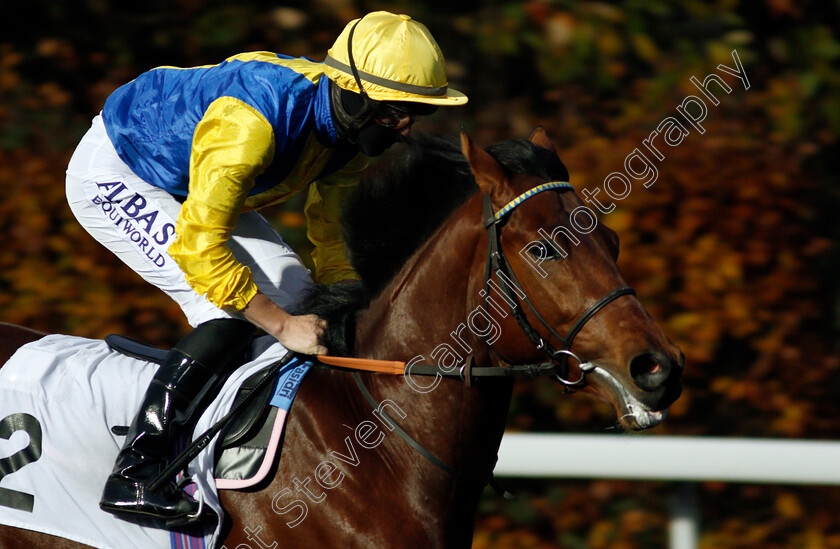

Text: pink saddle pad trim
xmin=215 ymin=408 xmax=287 ymax=490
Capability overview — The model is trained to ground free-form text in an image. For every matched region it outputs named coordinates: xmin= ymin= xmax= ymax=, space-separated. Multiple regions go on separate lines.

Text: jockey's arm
xmin=168 ymin=96 xmax=326 ymax=355
xmin=304 ymin=152 xmax=368 ymax=285
xmin=241 ymin=291 xmax=326 ymax=354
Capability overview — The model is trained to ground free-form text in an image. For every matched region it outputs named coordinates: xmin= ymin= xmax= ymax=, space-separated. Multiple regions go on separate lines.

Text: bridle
xmin=155 ymin=184 xmax=640 ymax=500
xmin=351 ymin=181 xmax=638 ymax=496
xmin=480 ymin=181 xmax=635 ymax=388
xmin=400 ymin=181 xmax=635 ymax=388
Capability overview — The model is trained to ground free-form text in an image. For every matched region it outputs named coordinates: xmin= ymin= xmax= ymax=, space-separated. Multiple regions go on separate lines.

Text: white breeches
xmin=65 ymin=115 xmax=313 ymax=327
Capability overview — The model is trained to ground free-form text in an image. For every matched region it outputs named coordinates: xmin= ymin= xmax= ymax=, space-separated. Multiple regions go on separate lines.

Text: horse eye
xmin=528 ymin=240 xmax=564 ymax=261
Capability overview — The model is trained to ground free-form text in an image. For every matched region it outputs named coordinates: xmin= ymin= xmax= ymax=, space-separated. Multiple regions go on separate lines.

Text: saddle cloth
xmin=0 ymin=333 xmax=308 ymax=549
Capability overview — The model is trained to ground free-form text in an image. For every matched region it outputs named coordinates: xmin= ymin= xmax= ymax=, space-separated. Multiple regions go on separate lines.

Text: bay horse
xmin=0 ymin=128 xmax=682 ymax=548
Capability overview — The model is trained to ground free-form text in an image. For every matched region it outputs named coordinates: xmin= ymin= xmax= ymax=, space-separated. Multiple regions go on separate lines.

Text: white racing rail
xmin=495 ymin=434 xmax=840 ymax=549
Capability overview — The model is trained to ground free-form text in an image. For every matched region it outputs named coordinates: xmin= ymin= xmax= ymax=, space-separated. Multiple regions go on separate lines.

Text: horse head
xmin=460 ymin=128 xmax=683 ymax=430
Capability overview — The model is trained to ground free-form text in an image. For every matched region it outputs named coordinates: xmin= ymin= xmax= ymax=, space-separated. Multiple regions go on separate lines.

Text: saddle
xmin=104 ymin=334 xmax=279 ymax=484
xmin=105 ymin=335 xmax=516 ymax=501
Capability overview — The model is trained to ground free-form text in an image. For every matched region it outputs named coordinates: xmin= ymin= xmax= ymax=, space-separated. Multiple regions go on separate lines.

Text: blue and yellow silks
xmin=102 ymin=52 xmax=365 ymax=310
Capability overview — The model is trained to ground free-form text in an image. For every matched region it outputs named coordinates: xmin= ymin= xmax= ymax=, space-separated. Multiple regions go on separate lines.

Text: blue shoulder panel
xmin=102 ymin=54 xmax=331 ymax=196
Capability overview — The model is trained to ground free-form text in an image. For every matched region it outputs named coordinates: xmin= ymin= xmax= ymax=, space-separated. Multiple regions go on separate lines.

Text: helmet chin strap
xmin=329 ymin=81 xmax=359 ymax=141
xmin=332 ymin=17 xmax=378 ymax=143
xmin=329 ymin=79 xmax=406 ymax=156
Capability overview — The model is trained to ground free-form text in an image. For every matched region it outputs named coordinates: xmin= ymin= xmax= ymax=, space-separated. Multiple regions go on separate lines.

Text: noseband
xmin=482 ymin=182 xmax=635 ymax=387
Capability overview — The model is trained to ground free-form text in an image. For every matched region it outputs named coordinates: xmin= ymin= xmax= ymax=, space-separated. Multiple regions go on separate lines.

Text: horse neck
xmin=353 ymin=195 xmax=514 ymax=494
xmin=355 ymin=193 xmax=486 ymax=358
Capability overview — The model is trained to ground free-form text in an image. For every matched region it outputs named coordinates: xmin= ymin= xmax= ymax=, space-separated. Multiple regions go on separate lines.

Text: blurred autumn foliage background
xmin=1 ymin=0 xmax=838 ymax=547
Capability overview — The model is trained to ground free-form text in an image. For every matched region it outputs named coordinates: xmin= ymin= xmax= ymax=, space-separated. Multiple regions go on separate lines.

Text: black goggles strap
xmin=345 ymin=18 xmax=377 ymax=130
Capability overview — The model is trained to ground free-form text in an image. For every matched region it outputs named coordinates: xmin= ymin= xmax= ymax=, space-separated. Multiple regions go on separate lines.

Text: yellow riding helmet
xmin=324 ymin=11 xmax=468 ymax=106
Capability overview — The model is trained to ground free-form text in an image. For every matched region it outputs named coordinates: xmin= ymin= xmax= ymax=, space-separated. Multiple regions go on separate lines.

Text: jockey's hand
xmin=242 ymin=291 xmax=328 ymax=355
xmin=275 ymin=313 xmax=328 ymax=355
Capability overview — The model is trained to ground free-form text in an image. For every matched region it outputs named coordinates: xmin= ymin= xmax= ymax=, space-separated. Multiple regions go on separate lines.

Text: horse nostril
xmin=629 ymin=352 xmax=672 ymax=391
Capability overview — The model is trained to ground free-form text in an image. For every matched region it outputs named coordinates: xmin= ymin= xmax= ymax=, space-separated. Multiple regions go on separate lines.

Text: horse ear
xmin=528 ymin=126 xmax=557 ymax=154
xmin=460 ymin=130 xmax=513 ymax=208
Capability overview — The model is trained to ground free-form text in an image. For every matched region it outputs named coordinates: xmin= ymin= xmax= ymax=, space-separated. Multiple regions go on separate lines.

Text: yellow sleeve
xmin=304 ymin=152 xmax=368 ymax=284
xmin=168 ymin=96 xmax=275 ymax=311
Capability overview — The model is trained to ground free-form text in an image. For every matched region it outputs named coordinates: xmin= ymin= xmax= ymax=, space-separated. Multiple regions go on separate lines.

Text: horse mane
xmin=294 ymin=132 xmax=569 ymax=356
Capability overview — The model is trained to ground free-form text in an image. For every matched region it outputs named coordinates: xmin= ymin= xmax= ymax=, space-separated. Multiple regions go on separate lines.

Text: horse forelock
xmin=486 ymin=139 xmax=569 ymax=186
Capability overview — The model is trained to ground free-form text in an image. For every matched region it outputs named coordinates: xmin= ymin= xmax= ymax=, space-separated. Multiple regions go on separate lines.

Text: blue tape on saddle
xmin=269 ymin=358 xmax=312 ymax=411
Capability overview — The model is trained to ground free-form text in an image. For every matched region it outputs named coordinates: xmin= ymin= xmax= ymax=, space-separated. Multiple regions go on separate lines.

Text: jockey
xmin=65 ymin=11 xmax=467 ymax=526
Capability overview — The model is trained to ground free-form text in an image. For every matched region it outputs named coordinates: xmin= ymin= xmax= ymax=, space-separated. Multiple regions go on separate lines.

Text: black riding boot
xmin=100 ymin=318 xmax=256 ymax=526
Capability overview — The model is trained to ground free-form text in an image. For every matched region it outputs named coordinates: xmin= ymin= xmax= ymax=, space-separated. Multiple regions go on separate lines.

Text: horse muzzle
xmin=586 ymin=349 xmax=683 ymax=431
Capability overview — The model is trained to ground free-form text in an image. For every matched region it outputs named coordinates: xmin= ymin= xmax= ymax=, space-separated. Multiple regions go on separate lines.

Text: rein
xmin=344 ymin=182 xmax=636 ymax=497
xmin=150 ymin=184 xmax=637 ymax=503
xmin=331 ymin=182 xmax=635 ymax=386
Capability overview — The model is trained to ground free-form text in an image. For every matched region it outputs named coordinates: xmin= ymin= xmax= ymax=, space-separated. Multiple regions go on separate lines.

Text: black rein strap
xmin=157 ymin=186 xmax=638 ymax=502
xmin=345 ymin=189 xmax=636 ymax=499
xmin=352 ymin=372 xmax=514 ymax=499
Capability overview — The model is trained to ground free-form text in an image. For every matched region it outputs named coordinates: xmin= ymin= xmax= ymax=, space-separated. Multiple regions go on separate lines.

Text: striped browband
xmin=491 ymin=181 xmax=574 ymax=223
